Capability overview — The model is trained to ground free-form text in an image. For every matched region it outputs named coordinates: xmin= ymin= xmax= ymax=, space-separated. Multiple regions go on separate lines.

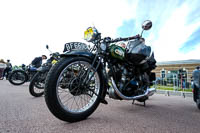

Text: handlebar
xmin=110 ymin=34 xmax=140 ymax=43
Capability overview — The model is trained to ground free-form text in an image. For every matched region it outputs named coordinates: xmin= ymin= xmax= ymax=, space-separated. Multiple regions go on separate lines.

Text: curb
xmin=156 ymin=89 xmax=193 ymax=98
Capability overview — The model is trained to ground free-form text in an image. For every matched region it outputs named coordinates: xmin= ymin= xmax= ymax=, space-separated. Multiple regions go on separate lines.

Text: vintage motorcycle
xmin=8 ymin=65 xmax=37 ymax=85
xmin=29 ymin=45 xmax=60 ymax=97
xmin=29 ymin=43 xmax=89 ymax=97
xmin=44 ymin=20 xmax=157 ymax=122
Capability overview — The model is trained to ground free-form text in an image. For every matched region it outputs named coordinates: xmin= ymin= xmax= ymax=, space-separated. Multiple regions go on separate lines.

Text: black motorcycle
xmin=8 ymin=65 xmax=37 ymax=85
xmin=192 ymin=69 xmax=200 ymax=110
xmin=44 ymin=20 xmax=157 ymax=122
xmin=29 ymin=45 xmax=60 ymax=97
xmin=193 ymin=87 xmax=200 ymax=110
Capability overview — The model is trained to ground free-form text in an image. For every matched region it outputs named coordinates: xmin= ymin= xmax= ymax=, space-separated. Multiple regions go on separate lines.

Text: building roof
xmin=157 ymin=59 xmax=200 ymax=65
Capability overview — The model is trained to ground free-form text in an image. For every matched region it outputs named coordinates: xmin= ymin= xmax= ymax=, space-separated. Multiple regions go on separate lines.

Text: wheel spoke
xmin=70 ymin=96 xmax=75 ymax=111
xmin=56 ymin=60 xmax=100 ymax=113
xmin=62 ymin=96 xmax=74 ymax=106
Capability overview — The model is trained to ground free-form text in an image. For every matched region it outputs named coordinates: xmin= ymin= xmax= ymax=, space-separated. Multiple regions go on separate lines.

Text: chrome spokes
xmin=56 ymin=61 xmax=100 ymax=113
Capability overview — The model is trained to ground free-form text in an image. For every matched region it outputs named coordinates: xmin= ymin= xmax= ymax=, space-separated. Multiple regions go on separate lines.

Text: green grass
xmin=156 ymin=85 xmax=193 ymax=92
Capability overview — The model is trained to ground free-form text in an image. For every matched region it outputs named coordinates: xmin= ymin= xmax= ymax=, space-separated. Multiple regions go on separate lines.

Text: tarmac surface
xmin=0 ymin=80 xmax=200 ymax=133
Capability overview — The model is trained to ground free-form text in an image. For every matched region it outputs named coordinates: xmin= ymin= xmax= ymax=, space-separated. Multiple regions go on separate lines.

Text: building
xmin=153 ymin=59 xmax=200 ymax=87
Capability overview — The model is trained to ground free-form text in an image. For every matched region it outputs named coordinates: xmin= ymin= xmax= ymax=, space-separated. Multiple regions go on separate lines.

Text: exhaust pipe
xmin=111 ymin=77 xmax=156 ymax=100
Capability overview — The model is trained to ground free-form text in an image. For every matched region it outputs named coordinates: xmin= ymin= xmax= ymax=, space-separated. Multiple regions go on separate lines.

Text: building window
xmin=161 ymin=70 xmax=166 ymax=79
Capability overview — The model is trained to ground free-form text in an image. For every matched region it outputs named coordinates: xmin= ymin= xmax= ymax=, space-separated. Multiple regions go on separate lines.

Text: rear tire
xmin=29 ymin=72 xmax=45 ymax=97
xmin=45 ymin=57 xmax=104 ymax=122
xmin=196 ymin=88 xmax=200 ymax=110
xmin=8 ymin=70 xmax=28 ymax=85
xmin=197 ymin=102 xmax=200 ymax=110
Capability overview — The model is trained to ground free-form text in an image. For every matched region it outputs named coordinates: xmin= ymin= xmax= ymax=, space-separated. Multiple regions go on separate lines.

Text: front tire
xmin=8 ymin=70 xmax=28 ymax=85
xmin=45 ymin=57 xmax=104 ymax=122
xmin=29 ymin=72 xmax=45 ymax=97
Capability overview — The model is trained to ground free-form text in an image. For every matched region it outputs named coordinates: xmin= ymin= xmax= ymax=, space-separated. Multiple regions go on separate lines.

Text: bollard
xmin=182 ymin=92 xmax=185 ymax=98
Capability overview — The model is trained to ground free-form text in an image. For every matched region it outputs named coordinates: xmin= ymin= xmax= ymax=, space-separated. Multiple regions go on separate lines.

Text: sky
xmin=0 ymin=0 xmax=200 ymax=65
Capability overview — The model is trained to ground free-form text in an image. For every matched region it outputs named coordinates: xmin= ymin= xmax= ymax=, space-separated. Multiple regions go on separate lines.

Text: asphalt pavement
xmin=0 ymin=80 xmax=200 ymax=133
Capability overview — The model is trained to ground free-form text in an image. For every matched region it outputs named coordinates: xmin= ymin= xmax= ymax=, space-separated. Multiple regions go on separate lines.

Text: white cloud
xmin=0 ymin=0 xmax=199 ymax=65
xmin=143 ymin=0 xmax=200 ymax=61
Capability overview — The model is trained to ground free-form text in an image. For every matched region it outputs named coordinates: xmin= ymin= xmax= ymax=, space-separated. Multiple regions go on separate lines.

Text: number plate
xmin=64 ymin=42 xmax=89 ymax=52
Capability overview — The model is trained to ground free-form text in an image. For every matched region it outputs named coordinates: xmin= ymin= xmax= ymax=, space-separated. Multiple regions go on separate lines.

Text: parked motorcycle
xmin=29 ymin=45 xmax=60 ymax=97
xmin=191 ymin=67 xmax=200 ymax=110
xmin=44 ymin=20 xmax=157 ymax=122
xmin=8 ymin=65 xmax=37 ymax=85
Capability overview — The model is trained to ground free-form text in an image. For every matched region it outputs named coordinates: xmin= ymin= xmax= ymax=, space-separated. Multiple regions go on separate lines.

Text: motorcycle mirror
xmin=142 ymin=20 xmax=152 ymax=30
xmin=46 ymin=45 xmax=49 ymax=49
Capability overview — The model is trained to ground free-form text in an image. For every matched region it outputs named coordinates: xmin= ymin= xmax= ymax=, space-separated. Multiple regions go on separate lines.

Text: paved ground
xmin=0 ymin=80 xmax=200 ymax=133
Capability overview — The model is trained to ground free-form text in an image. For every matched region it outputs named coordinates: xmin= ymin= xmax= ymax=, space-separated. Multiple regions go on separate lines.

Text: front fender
xmin=60 ymin=50 xmax=94 ymax=60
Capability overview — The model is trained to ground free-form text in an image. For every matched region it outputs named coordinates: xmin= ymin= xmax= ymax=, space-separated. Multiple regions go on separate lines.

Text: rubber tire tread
xmin=44 ymin=57 xmax=104 ymax=122
xmin=197 ymin=102 xmax=200 ymax=110
xmin=29 ymin=72 xmax=44 ymax=97
xmin=196 ymin=89 xmax=200 ymax=110
xmin=8 ymin=70 xmax=28 ymax=85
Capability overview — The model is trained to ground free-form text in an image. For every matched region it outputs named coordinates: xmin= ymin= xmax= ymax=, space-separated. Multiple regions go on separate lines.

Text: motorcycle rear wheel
xmin=44 ymin=57 xmax=104 ymax=122
xmin=194 ymin=87 xmax=200 ymax=110
xmin=197 ymin=102 xmax=200 ymax=110
xmin=8 ymin=70 xmax=28 ymax=85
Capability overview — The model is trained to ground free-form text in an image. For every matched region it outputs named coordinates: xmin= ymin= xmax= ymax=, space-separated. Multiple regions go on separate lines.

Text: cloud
xmin=179 ymin=28 xmax=200 ymax=53
xmin=117 ymin=0 xmax=200 ymax=61
xmin=0 ymin=0 xmax=200 ymax=65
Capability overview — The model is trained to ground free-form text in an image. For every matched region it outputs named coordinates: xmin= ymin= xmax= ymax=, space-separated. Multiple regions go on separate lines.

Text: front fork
xmin=81 ymin=54 xmax=108 ymax=104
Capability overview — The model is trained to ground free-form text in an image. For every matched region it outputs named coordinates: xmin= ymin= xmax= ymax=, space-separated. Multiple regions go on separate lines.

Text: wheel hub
xmin=69 ymin=78 xmax=87 ymax=96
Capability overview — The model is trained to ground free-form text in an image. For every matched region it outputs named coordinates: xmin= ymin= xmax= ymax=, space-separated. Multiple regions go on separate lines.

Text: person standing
xmin=0 ymin=59 xmax=6 ymax=80
xmin=3 ymin=59 xmax=12 ymax=79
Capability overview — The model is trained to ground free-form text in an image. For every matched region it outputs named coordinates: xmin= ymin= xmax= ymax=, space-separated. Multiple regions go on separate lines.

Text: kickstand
xmin=132 ymin=100 xmax=146 ymax=107
xmin=144 ymin=101 xmax=146 ymax=107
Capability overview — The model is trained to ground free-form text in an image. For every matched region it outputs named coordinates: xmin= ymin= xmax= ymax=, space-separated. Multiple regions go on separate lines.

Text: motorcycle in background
xmin=29 ymin=45 xmax=60 ymax=97
xmin=191 ymin=67 xmax=200 ymax=110
xmin=29 ymin=43 xmax=89 ymax=97
xmin=44 ymin=20 xmax=157 ymax=122
xmin=8 ymin=65 xmax=37 ymax=85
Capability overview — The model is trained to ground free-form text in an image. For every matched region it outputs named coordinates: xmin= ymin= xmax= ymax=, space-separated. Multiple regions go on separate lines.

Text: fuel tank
xmin=109 ymin=44 xmax=125 ymax=60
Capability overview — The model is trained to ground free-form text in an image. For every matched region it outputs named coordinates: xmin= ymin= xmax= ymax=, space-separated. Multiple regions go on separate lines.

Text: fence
xmin=153 ymin=73 xmax=193 ymax=97
xmin=155 ymin=77 xmax=192 ymax=89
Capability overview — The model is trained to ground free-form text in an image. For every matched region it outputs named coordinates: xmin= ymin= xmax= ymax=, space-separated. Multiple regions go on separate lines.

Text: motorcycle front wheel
xmin=8 ymin=70 xmax=28 ymax=85
xmin=29 ymin=72 xmax=46 ymax=97
xmin=44 ymin=57 xmax=104 ymax=122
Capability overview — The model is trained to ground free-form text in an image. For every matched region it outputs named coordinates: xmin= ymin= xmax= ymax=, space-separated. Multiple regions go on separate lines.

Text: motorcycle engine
xmin=121 ymin=79 xmax=139 ymax=97
xmin=108 ymin=65 xmax=140 ymax=99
